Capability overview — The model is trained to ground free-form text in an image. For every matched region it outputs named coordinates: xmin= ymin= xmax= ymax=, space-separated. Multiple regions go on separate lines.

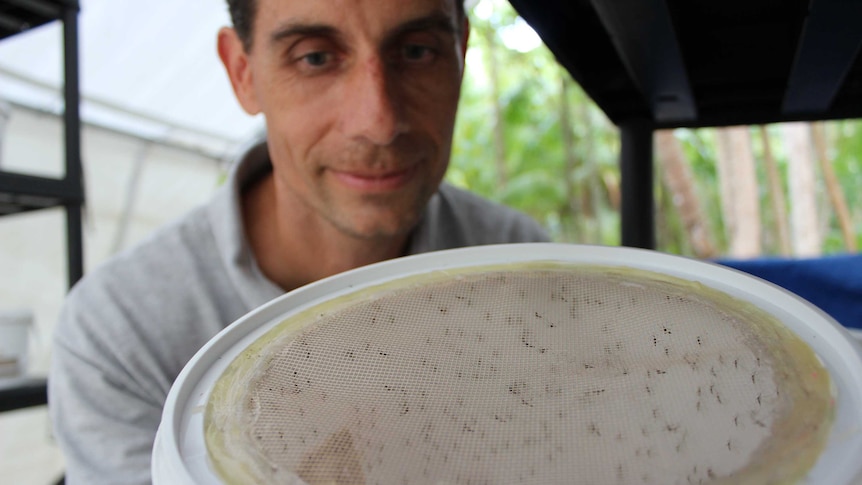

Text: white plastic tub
xmin=0 ymin=309 xmax=34 ymax=378
xmin=153 ymin=244 xmax=862 ymax=484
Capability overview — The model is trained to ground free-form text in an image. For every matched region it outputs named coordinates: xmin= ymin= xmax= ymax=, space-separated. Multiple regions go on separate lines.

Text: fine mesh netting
xmin=205 ymin=265 xmax=833 ymax=485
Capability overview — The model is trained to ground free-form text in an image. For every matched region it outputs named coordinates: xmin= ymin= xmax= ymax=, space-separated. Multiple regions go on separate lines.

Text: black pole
xmin=620 ymin=119 xmax=655 ymax=249
xmin=63 ymin=2 xmax=83 ymax=289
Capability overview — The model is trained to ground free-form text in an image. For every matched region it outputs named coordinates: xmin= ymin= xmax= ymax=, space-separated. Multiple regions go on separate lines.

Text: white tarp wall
xmin=0 ymin=103 xmax=232 ymax=485
xmin=0 ymin=0 xmax=262 ymax=153
xmin=0 ymin=1 xmax=265 ymax=482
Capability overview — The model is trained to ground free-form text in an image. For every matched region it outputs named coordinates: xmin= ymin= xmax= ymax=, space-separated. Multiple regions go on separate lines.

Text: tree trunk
xmin=758 ymin=125 xmax=792 ymax=255
xmin=811 ymin=122 xmax=857 ymax=252
xmin=715 ymin=127 xmax=762 ymax=257
xmin=602 ymin=171 xmax=621 ymax=214
xmin=781 ymin=122 xmax=822 ymax=256
xmin=655 ymin=130 xmax=717 ymax=258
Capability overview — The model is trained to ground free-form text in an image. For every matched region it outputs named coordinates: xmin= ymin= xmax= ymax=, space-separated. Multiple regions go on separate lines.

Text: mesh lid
xmin=204 ymin=262 xmax=835 ymax=485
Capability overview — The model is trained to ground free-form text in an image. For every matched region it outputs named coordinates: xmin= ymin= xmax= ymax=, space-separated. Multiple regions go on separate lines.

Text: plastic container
xmin=0 ymin=309 xmax=34 ymax=378
xmin=153 ymin=244 xmax=862 ymax=484
xmin=0 ymin=100 xmax=10 ymax=168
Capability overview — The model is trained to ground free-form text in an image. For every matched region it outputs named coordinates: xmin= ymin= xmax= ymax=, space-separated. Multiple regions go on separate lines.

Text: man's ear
xmin=217 ymin=27 xmax=261 ymax=115
xmin=461 ymin=17 xmax=470 ymax=56
xmin=459 ymin=17 xmax=470 ymax=71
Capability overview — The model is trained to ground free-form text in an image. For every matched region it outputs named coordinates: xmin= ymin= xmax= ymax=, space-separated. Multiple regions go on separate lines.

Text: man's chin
xmin=334 ymin=210 xmax=423 ymax=242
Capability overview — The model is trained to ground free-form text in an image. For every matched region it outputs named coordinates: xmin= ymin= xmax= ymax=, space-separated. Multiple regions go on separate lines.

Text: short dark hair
xmin=226 ymin=0 xmax=256 ymax=52
xmin=226 ymin=0 xmax=466 ymax=52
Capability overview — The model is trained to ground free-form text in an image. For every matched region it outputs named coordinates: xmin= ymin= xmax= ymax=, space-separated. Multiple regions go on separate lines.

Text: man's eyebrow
xmin=391 ymin=12 xmax=461 ymax=38
xmin=269 ymin=22 xmax=340 ymax=45
xmin=268 ymin=12 xmax=461 ymax=47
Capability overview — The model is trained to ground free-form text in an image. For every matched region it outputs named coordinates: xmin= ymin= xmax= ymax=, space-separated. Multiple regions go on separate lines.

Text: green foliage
xmin=450 ymin=0 xmax=619 ymax=243
xmin=832 ymin=120 xmax=862 ymax=225
xmin=822 ymin=119 xmax=862 ymax=254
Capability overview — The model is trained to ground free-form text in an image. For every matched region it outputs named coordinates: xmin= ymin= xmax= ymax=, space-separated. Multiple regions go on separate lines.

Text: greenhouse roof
xmin=0 ymin=0 xmax=263 ymax=159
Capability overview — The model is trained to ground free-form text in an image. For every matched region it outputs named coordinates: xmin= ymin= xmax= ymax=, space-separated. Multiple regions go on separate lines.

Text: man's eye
xmin=301 ymin=51 xmax=331 ymax=67
xmin=402 ymin=44 xmax=435 ymax=62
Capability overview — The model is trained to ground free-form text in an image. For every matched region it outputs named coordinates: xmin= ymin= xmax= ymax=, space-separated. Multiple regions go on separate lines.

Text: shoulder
xmin=48 ymin=207 xmax=226 ymax=484
xmin=57 ymin=140 xmax=278 ymax=366
xmin=54 ymin=204 xmax=238 ymax=387
xmin=75 ymin=204 xmax=216 ymax=304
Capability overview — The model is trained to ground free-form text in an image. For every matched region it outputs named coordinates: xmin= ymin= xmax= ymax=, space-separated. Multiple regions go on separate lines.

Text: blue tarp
xmin=718 ymin=254 xmax=862 ymax=330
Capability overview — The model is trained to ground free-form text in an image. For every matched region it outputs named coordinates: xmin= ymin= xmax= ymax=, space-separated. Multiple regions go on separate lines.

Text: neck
xmin=242 ymin=173 xmax=410 ymax=292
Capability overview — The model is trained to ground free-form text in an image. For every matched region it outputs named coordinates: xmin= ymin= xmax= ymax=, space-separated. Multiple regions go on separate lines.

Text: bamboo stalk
xmin=782 ymin=123 xmax=821 ymax=256
xmin=759 ymin=126 xmax=792 ymax=255
xmin=811 ymin=122 xmax=857 ymax=252
xmin=715 ymin=127 xmax=761 ymax=257
xmin=656 ymin=130 xmax=717 ymax=258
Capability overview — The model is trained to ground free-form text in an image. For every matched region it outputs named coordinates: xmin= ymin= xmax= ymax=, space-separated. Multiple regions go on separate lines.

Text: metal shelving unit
xmin=0 ymin=0 xmax=82 ymax=412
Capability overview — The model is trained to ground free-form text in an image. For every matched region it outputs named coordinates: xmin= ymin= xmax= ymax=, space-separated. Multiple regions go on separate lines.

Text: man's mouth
xmin=329 ymin=165 xmax=418 ymax=192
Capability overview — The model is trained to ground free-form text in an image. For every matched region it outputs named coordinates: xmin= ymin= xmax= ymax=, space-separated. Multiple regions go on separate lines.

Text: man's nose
xmin=340 ymin=58 xmax=408 ymax=145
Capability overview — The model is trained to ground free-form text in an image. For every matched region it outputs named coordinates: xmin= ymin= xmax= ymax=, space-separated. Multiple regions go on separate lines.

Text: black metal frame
xmin=0 ymin=0 xmax=81 ymax=412
xmin=619 ymin=120 xmax=656 ymax=249
xmin=0 ymin=378 xmax=48 ymax=413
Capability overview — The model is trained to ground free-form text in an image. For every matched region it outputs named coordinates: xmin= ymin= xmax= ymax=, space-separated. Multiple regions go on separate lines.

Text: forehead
xmin=253 ymin=0 xmax=460 ymax=41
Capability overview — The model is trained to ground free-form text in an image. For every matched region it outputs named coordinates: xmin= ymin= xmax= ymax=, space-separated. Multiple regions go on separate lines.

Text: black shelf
xmin=0 ymin=0 xmax=77 ymax=39
xmin=0 ymin=171 xmax=83 ymax=215
xmin=0 ymin=0 xmax=81 ymax=413
xmin=0 ymin=378 xmax=48 ymax=413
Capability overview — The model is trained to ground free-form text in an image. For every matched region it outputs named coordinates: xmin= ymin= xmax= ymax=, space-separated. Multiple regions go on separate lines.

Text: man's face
xmin=224 ymin=0 xmax=468 ymax=241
